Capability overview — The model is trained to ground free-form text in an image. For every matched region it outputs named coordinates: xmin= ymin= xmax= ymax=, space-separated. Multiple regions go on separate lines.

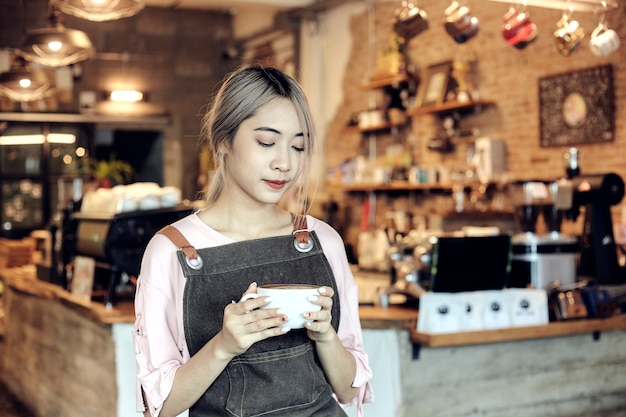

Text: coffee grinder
xmin=562 ymin=147 xmax=625 ymax=284
xmin=567 ymin=173 xmax=625 ymax=284
xmin=509 ymin=180 xmax=579 ymax=289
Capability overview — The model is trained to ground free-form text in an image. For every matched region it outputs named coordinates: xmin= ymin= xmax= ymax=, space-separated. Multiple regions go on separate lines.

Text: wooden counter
xmin=3 ymin=265 xmax=626 ymax=347
xmin=1 ymin=265 xmax=134 ymax=325
xmin=3 ymin=266 xmax=626 ymax=417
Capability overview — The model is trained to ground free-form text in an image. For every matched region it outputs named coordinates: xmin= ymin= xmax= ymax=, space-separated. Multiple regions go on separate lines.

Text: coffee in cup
xmin=242 ymin=284 xmax=322 ymax=329
xmin=554 ymin=15 xmax=585 ymax=56
xmin=589 ymin=23 xmax=620 ymax=57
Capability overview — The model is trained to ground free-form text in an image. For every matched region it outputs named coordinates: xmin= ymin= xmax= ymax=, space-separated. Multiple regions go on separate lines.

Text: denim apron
xmin=158 ymin=215 xmax=347 ymax=417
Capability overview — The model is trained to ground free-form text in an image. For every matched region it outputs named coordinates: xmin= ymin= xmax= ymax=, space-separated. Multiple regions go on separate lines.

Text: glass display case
xmin=0 ymin=122 xmax=92 ymax=238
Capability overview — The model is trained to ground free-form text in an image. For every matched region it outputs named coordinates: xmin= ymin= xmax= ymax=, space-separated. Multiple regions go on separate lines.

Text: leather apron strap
xmin=292 ymin=213 xmax=310 ymax=246
xmin=159 ymin=213 xmax=313 ymax=256
xmin=157 ymin=224 xmax=199 ymax=261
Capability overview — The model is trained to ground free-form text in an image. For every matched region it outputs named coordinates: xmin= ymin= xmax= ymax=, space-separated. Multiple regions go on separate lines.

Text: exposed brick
xmin=326 ymin=0 xmax=625 ymax=248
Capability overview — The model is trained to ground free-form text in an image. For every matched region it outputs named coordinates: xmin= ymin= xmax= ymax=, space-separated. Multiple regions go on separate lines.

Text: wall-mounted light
xmin=17 ymin=6 xmax=95 ymax=67
xmin=0 ymin=133 xmax=76 ymax=146
xmin=51 ymin=0 xmax=145 ymax=22
xmin=110 ymin=89 xmax=144 ymax=102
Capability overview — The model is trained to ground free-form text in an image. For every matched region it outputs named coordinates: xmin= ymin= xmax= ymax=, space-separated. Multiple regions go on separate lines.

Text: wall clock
xmin=538 ymin=64 xmax=614 ymax=147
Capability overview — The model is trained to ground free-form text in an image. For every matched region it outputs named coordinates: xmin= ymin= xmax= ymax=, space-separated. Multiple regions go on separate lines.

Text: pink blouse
xmin=133 ymin=213 xmax=374 ymax=416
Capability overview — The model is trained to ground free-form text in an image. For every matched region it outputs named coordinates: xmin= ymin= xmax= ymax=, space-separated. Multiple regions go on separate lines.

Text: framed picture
xmin=72 ymin=255 xmax=95 ymax=303
xmin=539 ymin=64 xmax=615 ymax=147
xmin=416 ymin=61 xmax=452 ymax=107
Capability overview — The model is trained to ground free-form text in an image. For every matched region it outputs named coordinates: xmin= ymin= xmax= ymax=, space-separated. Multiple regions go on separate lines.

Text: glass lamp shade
xmin=16 ymin=24 xmax=95 ymax=67
xmin=51 ymin=0 xmax=145 ymax=22
xmin=0 ymin=66 xmax=53 ymax=102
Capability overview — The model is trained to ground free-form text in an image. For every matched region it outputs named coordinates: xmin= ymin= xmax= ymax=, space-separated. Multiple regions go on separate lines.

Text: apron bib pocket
xmin=225 ymin=342 xmax=327 ymax=417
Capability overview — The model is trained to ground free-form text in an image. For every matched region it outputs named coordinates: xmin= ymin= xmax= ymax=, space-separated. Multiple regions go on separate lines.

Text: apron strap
xmin=292 ymin=213 xmax=314 ymax=253
xmin=157 ymin=225 xmax=200 ymax=261
xmin=158 ymin=215 xmax=310 ymax=259
xmin=292 ymin=213 xmax=309 ymax=246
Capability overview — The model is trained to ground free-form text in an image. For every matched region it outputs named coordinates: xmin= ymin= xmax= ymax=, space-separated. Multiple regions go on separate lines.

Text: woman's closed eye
xmin=256 ymin=140 xmax=305 ymax=153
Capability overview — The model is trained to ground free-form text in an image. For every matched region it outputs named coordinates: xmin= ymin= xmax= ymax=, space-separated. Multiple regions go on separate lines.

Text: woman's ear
xmin=217 ymin=141 xmax=230 ymax=157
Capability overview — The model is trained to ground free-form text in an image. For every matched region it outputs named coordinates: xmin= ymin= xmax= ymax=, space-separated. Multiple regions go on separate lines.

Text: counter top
xmin=3 ymin=266 xmax=626 ymax=348
xmin=410 ymin=314 xmax=626 ymax=347
xmin=0 ymin=265 xmax=410 ymax=328
xmin=1 ymin=266 xmax=134 ymax=325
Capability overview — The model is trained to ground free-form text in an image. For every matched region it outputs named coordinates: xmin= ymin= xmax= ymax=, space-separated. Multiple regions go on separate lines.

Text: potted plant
xmin=82 ymin=155 xmax=134 ymax=188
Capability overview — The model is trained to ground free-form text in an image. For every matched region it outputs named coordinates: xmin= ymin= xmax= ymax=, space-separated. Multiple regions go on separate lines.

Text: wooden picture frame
xmin=539 ymin=64 xmax=615 ymax=147
xmin=416 ymin=61 xmax=452 ymax=107
xmin=72 ymin=255 xmax=95 ymax=302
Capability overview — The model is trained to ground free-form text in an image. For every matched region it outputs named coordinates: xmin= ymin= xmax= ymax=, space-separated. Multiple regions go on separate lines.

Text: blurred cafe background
xmin=0 ymin=0 xmax=625 ymax=416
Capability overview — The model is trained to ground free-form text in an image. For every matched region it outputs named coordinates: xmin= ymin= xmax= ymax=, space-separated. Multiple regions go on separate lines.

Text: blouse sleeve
xmin=311 ymin=217 xmax=374 ymax=414
xmin=133 ymin=234 xmax=189 ymax=417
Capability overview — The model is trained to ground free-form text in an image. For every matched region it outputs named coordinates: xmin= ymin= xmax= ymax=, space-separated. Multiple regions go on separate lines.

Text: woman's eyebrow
xmin=254 ymin=127 xmax=304 ymax=138
xmin=254 ymin=126 xmax=280 ymax=134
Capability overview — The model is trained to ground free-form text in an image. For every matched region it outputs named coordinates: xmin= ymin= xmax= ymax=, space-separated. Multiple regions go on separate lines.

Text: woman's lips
xmin=264 ymin=180 xmax=287 ymax=190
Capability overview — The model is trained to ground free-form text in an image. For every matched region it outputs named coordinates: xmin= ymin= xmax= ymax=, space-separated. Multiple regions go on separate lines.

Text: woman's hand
xmin=304 ymin=286 xmax=336 ymax=342
xmin=216 ymin=282 xmax=289 ymax=357
xmin=303 ymin=285 xmax=359 ymax=403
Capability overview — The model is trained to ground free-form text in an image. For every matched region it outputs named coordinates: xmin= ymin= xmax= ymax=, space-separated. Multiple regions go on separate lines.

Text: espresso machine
xmin=510 ymin=170 xmax=626 ymax=288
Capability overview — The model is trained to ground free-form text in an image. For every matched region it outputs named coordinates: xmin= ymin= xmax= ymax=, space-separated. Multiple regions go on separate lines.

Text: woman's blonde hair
xmin=200 ymin=64 xmax=315 ymax=215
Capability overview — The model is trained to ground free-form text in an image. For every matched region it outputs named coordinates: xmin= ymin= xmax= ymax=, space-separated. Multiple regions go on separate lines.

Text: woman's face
xmin=222 ymin=97 xmax=306 ymax=206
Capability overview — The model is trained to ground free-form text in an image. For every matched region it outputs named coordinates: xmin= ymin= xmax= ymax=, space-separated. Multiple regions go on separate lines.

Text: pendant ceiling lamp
xmin=16 ymin=6 xmax=95 ymax=68
xmin=51 ymin=0 xmax=145 ymax=22
xmin=0 ymin=56 xmax=54 ymax=102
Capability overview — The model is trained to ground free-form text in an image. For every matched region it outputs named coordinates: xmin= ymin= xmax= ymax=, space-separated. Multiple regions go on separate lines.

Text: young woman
xmin=133 ymin=64 xmax=373 ymax=417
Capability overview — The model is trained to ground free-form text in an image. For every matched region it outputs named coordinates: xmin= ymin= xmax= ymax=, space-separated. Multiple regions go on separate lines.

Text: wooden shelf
xmin=408 ymin=99 xmax=495 ymax=116
xmin=440 ymin=210 xmax=515 ymax=218
xmin=330 ymin=181 xmax=453 ymax=192
xmin=361 ymin=73 xmax=416 ymax=90
xmin=410 ymin=314 xmax=626 ymax=347
xmin=0 ymin=112 xmax=171 ymax=126
xmin=344 ymin=121 xmax=408 ymax=134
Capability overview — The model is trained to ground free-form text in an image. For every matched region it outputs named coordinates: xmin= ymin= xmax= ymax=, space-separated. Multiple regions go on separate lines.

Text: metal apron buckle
xmin=184 ymin=253 xmax=204 ymax=270
xmin=293 ymin=229 xmax=314 ymax=253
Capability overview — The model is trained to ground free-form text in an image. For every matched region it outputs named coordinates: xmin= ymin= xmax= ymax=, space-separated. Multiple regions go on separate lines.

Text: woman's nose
xmin=270 ymin=149 xmax=291 ymax=172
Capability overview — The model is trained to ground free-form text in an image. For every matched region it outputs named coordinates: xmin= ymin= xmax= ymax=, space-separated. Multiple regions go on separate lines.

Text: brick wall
xmin=323 ymin=0 xmax=626 ymax=250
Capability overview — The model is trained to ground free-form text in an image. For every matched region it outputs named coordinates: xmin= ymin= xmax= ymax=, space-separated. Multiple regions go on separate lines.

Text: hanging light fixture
xmin=51 ymin=0 xmax=145 ymax=22
xmin=0 ymin=56 xmax=54 ymax=102
xmin=16 ymin=5 xmax=95 ymax=68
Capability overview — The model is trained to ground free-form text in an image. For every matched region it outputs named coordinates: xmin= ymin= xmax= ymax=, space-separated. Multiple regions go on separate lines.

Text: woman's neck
xmin=197 ymin=202 xmax=294 ymax=241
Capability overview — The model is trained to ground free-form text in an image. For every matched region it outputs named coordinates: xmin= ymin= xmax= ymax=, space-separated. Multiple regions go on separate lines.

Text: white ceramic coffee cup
xmin=242 ymin=284 xmax=322 ymax=329
xmin=590 ymin=25 xmax=620 ymax=57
